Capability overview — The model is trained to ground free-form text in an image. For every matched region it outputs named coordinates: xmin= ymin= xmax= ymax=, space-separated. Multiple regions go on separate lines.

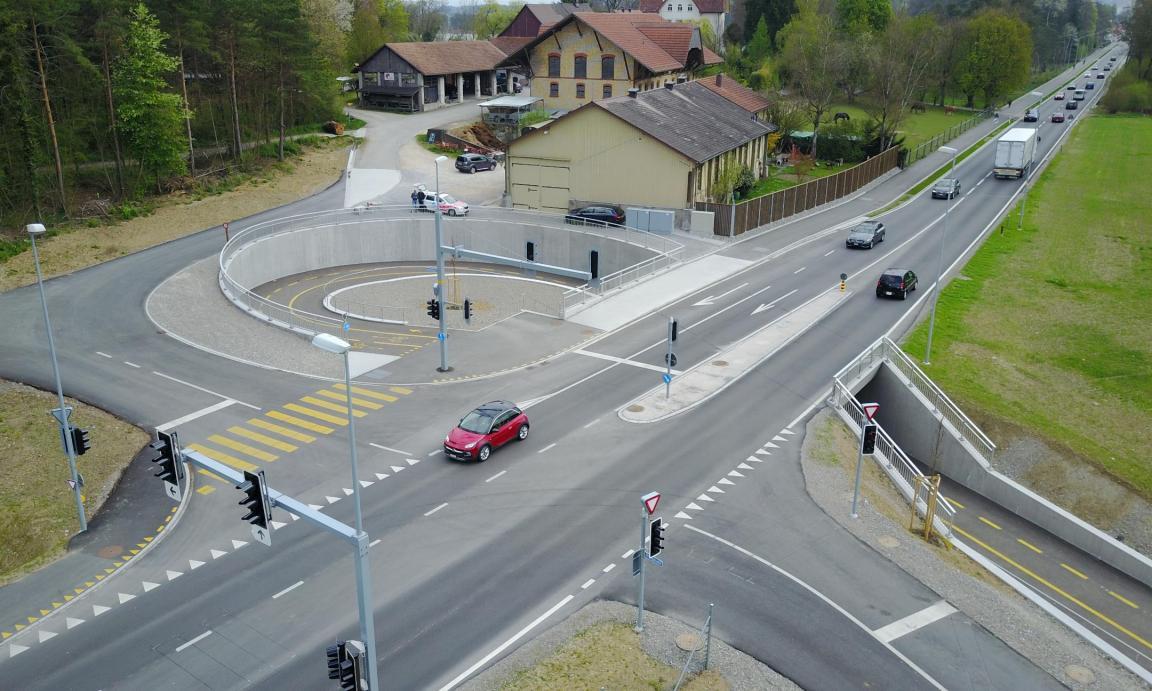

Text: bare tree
xmin=778 ymin=0 xmax=846 ymax=159
xmin=865 ymin=12 xmax=941 ymax=151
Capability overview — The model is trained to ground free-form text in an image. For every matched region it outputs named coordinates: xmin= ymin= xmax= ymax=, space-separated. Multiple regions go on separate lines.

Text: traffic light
xmin=344 ymin=640 xmax=366 ymax=690
xmin=669 ymin=318 xmax=678 ymax=343
xmin=70 ymin=426 xmax=91 ymax=455
xmin=426 ymin=298 xmax=440 ymax=320
xmin=861 ymin=424 xmax=878 ymax=455
xmin=150 ymin=431 xmax=180 ymax=484
xmin=326 ymin=641 xmax=348 ymax=681
xmin=649 ymin=518 xmax=665 ymax=557
xmin=463 ymin=298 xmax=472 ymax=323
xmin=237 ymin=469 xmax=271 ymax=531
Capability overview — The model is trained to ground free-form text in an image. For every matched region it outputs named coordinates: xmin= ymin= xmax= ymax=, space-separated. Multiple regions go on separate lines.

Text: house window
xmin=687 ymin=3 xmax=693 ymax=9
xmin=601 ymin=55 xmax=615 ymax=80
xmin=574 ymin=54 xmax=587 ymax=78
xmin=576 ymin=83 xmax=585 ymax=99
xmin=678 ymin=4 xmax=683 ymax=10
xmin=548 ymin=53 xmax=560 ymax=78
xmin=667 ymin=3 xmax=672 ymax=8
xmin=549 ymin=82 xmax=559 ymax=98
xmin=603 ymin=84 xmax=612 ymax=98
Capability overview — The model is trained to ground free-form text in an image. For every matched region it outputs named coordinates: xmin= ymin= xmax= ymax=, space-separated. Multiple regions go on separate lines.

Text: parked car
xmin=1066 ymin=100 xmax=1078 ymax=110
xmin=565 ymin=205 xmax=625 ymax=226
xmin=1054 ymin=93 xmax=1065 ymax=100
xmin=455 ymin=153 xmax=498 ymax=173
xmin=422 ymin=192 xmax=469 ymax=216
xmin=931 ymin=178 xmax=961 ymax=199
xmin=846 ymin=221 xmax=885 ymax=249
xmin=1023 ymin=109 xmax=1039 ymax=122
xmin=876 ymin=269 xmax=917 ymax=300
xmin=443 ymin=401 xmax=529 ymax=462
xmin=1051 ymin=112 xmax=1066 ymax=123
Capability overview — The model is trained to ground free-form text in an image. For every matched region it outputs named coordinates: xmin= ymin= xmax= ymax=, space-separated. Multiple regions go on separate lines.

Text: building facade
xmin=354 ymin=41 xmax=508 ymax=112
xmin=638 ymin=0 xmax=729 ymax=40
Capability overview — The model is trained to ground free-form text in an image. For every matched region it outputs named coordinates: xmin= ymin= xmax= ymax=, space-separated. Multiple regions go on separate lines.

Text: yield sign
xmin=642 ymin=491 xmax=661 ymax=515
xmin=862 ymin=402 xmax=880 ymax=421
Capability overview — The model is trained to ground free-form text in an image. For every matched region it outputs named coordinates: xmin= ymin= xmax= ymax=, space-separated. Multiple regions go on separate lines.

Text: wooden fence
xmin=696 ymin=146 xmax=900 ymax=237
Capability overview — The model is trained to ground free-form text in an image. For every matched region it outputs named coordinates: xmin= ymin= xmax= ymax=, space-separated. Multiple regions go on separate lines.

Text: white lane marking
xmin=581 ymin=579 xmax=596 ymax=589
xmin=428 ymin=449 xmax=442 ymax=456
xmin=538 ymin=443 xmax=557 ymax=454
xmin=583 ymin=418 xmax=601 ymax=429
xmin=751 ymin=288 xmax=799 ymax=316
xmin=486 ymin=470 xmax=507 ymax=482
xmin=573 ymin=349 xmax=683 ymax=375
xmin=272 ymin=581 xmax=304 ymax=599
xmin=369 ymin=443 xmax=412 ymax=456
xmin=691 ymin=282 xmax=750 ymax=307
xmin=793 ymin=266 xmax=806 ymax=274
xmin=96 ymin=351 xmax=112 ymax=359
xmin=823 ymin=249 xmax=836 ymax=257
xmin=439 ymin=595 xmax=574 ymax=690
xmin=156 ymin=399 xmax=237 ymax=432
xmin=685 ymin=525 xmax=945 ymax=690
xmin=424 ymin=503 xmax=448 ymax=517
xmin=873 ymin=601 xmax=958 ymax=643
xmin=602 ymin=563 xmax=616 ymax=573
xmin=175 ymin=630 xmax=213 ymax=653
xmin=369 ymin=539 xmax=381 ymax=547
xmin=152 ymin=372 xmax=260 ymax=409
xmin=621 ymin=549 xmax=634 ymax=559
xmin=124 ymin=361 xmax=141 ymax=368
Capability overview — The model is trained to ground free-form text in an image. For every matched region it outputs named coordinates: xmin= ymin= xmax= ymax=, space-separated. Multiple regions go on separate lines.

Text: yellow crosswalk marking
xmin=186 ymin=443 xmax=259 ymax=472
xmin=389 ymin=386 xmax=413 ymax=395
xmin=300 ymin=396 xmax=368 ymax=417
xmin=315 ymin=389 xmax=385 ymax=410
xmin=249 ymin=417 xmax=317 ymax=442
xmin=333 ymin=383 xmax=399 ymax=402
xmin=228 ymin=426 xmax=298 ymax=452
xmin=197 ymin=468 xmax=227 ymax=484
xmin=283 ymin=403 xmax=348 ymax=426
xmin=208 ymin=434 xmax=279 ymax=462
xmin=197 ymin=486 xmax=216 ymax=495
xmin=268 ymin=409 xmax=337 ymax=432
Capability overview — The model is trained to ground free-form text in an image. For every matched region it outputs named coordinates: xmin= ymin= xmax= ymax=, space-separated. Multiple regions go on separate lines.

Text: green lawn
xmin=744 ymin=161 xmax=854 ymax=198
xmin=901 ymin=115 xmax=1152 ymax=498
xmin=819 ymin=103 xmax=985 ymax=152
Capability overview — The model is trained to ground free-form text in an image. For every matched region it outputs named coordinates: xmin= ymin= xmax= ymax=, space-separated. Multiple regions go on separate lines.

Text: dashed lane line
xmin=123 ymin=361 xmax=141 ymax=369
xmin=272 ymin=581 xmax=304 ymax=600
xmin=1017 ymin=539 xmax=1042 ymax=554
xmin=175 ymin=630 xmax=212 ymax=653
xmin=978 ymin=516 xmax=1001 ymax=530
xmin=370 ymin=443 xmax=413 ymax=456
xmin=581 ymin=579 xmax=595 ymax=590
xmin=424 ymin=503 xmax=448 ymax=517
xmin=95 ymin=352 xmax=112 ymax=359
xmin=538 ymin=443 xmax=557 ymax=454
xmin=485 ymin=471 xmax=507 ymax=483
xmin=1061 ymin=563 xmax=1089 ymax=580
xmin=1110 ymin=592 xmax=1141 ymax=610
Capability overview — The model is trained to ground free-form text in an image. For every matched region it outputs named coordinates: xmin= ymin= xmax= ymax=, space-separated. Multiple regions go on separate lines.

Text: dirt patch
xmin=451 ymin=122 xmax=505 ymax=151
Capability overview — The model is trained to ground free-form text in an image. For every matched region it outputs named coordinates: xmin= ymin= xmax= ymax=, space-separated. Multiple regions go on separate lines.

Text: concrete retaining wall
xmin=859 ymin=363 xmax=1152 ymax=588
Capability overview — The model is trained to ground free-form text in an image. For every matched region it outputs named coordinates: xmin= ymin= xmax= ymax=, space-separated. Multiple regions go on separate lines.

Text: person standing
xmin=416 ymin=188 xmax=426 ymax=212
xmin=411 ymin=188 xmax=419 ymax=212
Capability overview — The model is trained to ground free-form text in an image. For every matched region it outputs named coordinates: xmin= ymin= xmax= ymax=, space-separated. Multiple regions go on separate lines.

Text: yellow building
xmin=498 ymin=11 xmax=723 ymax=111
xmin=506 ymin=80 xmax=777 ymax=212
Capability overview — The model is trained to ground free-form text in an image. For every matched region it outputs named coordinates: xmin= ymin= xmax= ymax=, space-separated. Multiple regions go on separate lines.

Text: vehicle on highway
xmin=423 ymin=192 xmax=470 ymax=216
xmin=1104 ymin=64 xmax=1112 ymax=70
xmin=1111 ymin=56 xmax=1117 ymax=61
xmin=876 ymin=269 xmax=917 ymax=300
xmin=1074 ymin=89 xmax=1086 ymax=101
xmin=1098 ymin=72 xmax=1106 ymax=78
xmin=1055 ymin=93 xmax=1065 ymax=100
xmin=1051 ymin=112 xmax=1066 ymax=123
xmin=565 ymin=205 xmax=625 ymax=226
xmin=993 ymin=128 xmax=1037 ymax=179
xmin=931 ymin=178 xmax=961 ymax=200
xmin=1066 ymin=85 xmax=1076 ymax=90
xmin=845 ymin=221 xmax=885 ymax=249
xmin=1023 ymin=109 xmax=1039 ymax=122
xmin=1066 ymin=100 xmax=1079 ymax=110
xmin=444 ymin=401 xmax=529 ymax=462
xmin=455 ymin=153 xmax=498 ymax=173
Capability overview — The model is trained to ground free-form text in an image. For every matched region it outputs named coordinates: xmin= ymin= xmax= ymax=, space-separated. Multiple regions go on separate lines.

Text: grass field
xmin=901 ymin=115 xmax=1152 ymax=498
xmin=820 ymin=103 xmax=983 ymax=152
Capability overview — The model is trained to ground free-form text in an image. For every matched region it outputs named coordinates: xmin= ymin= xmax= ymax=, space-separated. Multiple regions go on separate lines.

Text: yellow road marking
xmin=208 ymin=434 xmax=279 ymax=462
xmin=314 ymin=389 xmax=385 ymax=409
xmin=283 ymin=403 xmax=348 ymax=426
xmin=197 ymin=486 xmax=216 ymax=495
xmin=947 ymin=498 xmax=965 ymax=509
xmin=197 ymin=468 xmax=227 ymax=483
xmin=389 ymin=386 xmax=413 ymax=395
xmin=334 ymin=383 xmax=398 ymax=402
xmin=299 ymin=397 xmax=368 ymax=418
xmin=1110 ymin=591 xmax=1141 ymax=609
xmin=186 ymin=443 xmax=259 ymax=472
xmin=1 ymin=631 xmax=10 ymax=639
xmin=953 ymin=525 xmax=1152 ymax=652
xmin=249 ymin=417 xmax=317 ymax=442
xmin=1061 ymin=563 xmax=1088 ymax=579
xmin=267 ymin=409 xmax=336 ymax=433
xmin=1017 ymin=539 xmax=1042 ymax=554
xmin=978 ymin=516 xmax=1001 ymax=530
xmin=228 ymin=426 xmax=298 ymax=452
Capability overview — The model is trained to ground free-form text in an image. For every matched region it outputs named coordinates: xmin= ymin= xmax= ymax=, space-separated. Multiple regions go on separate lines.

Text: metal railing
xmin=904 ymin=108 xmax=994 ymax=167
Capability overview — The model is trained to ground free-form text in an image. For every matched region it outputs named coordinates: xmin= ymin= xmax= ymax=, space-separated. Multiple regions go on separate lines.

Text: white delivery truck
xmin=993 ymin=127 xmax=1037 ymax=179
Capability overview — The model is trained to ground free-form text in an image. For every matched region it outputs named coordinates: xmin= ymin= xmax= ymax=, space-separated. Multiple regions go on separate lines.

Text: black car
xmin=565 ymin=205 xmax=625 ymax=226
xmin=846 ymin=221 xmax=885 ymax=249
xmin=455 ymin=153 xmax=498 ymax=173
xmin=1111 ymin=56 xmax=1117 ymax=61
xmin=1066 ymin=100 xmax=1078 ymax=110
xmin=1066 ymin=85 xmax=1076 ymax=90
xmin=1087 ymin=82 xmax=1095 ymax=89
xmin=1023 ymin=109 xmax=1039 ymax=122
xmin=931 ymin=178 xmax=961 ymax=200
xmin=876 ymin=269 xmax=917 ymax=300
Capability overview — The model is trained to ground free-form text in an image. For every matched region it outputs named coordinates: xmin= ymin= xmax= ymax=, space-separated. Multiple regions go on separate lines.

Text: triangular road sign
xmin=641 ymin=491 xmax=661 ymax=515
xmin=862 ymin=402 xmax=880 ymax=421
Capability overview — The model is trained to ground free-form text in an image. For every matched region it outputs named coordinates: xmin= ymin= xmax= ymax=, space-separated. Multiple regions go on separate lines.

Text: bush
xmin=1102 ymin=81 xmax=1152 ymax=114
xmin=735 ymin=165 xmax=756 ymax=198
xmin=814 ymin=121 xmax=866 ymax=163
xmin=323 ymin=120 xmax=345 ymax=135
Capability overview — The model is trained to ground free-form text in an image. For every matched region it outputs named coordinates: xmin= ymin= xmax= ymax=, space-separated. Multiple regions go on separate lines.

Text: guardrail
xmin=903 ymin=108 xmax=994 ymax=167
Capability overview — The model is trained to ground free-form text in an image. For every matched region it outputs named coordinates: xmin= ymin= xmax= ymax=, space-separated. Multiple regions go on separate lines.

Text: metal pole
xmin=635 ymin=502 xmax=646 ymax=632
xmin=343 ymin=352 xmax=379 ymax=691
xmin=850 ymin=428 xmax=865 ymax=518
xmin=665 ymin=318 xmax=673 ymax=400
xmin=923 ymin=152 xmax=956 ymax=366
xmin=30 ymin=232 xmax=87 ymax=533
xmin=434 ymin=159 xmax=450 ymax=372
xmin=704 ymin=602 xmax=713 ymax=670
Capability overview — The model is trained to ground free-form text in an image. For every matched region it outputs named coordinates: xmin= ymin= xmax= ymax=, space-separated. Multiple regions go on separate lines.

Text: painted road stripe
xmin=314 ymin=389 xmax=384 ymax=410
xmin=793 ymin=266 xmax=806 ymax=274
xmin=157 ymin=399 xmax=237 ymax=432
xmin=186 ymin=444 xmax=259 ymax=472
xmin=228 ymin=426 xmax=297 ymax=452
xmin=196 ymin=486 xmax=216 ymax=495
xmin=1017 ymin=539 xmax=1042 ymax=554
xmin=1061 ymin=563 xmax=1088 ymax=580
xmin=581 ymin=579 xmax=595 ymax=589
xmin=583 ymin=418 xmax=601 ymax=429
xmin=249 ymin=417 xmax=317 ymax=442
xmin=300 ymin=396 xmax=368 ymax=417
xmin=96 ymin=351 xmax=112 ymax=358
xmin=369 ymin=443 xmax=412 ymax=456
xmin=124 ymin=361 xmax=141 ymax=368
xmin=266 ymin=410 xmax=333 ymax=434
xmin=873 ymin=601 xmax=958 ymax=643
xmin=389 ymin=386 xmax=412 ymax=395
xmin=485 ymin=470 xmax=507 ymax=483
xmin=424 ymin=503 xmax=449 ymax=517
xmin=175 ymin=630 xmax=212 ymax=653
xmin=978 ymin=516 xmax=1001 ymax=530
xmin=282 ymin=404 xmax=347 ymax=426
xmin=538 ymin=443 xmax=557 ymax=454
xmin=948 ymin=499 xmax=965 ymax=509
xmin=272 ymin=581 xmax=304 ymax=599
xmin=152 ymin=371 xmax=260 ymax=409
xmin=572 ymin=349 xmax=683 ymax=375
xmin=1110 ymin=591 xmax=1140 ymax=609
xmin=602 ymin=563 xmax=616 ymax=573
xmin=333 ymin=383 xmax=399 ymax=401
xmin=369 ymin=539 xmax=381 ymax=547
xmin=197 ymin=468 xmax=226 ymax=483
xmin=207 ymin=435 xmax=279 ymax=462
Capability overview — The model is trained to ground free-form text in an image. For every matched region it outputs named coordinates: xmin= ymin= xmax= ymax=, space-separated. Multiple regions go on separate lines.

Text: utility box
xmin=625 ymin=207 xmax=675 ymax=235
xmin=689 ymin=210 xmax=715 ymax=234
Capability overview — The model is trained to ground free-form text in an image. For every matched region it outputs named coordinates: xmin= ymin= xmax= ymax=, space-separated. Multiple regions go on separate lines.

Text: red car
xmin=1051 ymin=113 xmax=1066 ymax=123
xmin=444 ymin=401 xmax=529 ymax=461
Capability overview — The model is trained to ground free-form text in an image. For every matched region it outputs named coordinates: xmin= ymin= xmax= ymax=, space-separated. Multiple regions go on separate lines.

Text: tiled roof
xmin=638 ymin=0 xmax=728 ymax=13
xmin=595 ymin=81 xmax=776 ymax=163
xmin=385 ymin=41 xmax=508 ymax=76
xmin=572 ymin=12 xmax=693 ymax=73
xmin=637 ymin=24 xmax=694 ymax=65
xmin=490 ymin=35 xmax=535 ymax=56
xmin=695 ymin=73 xmax=770 ymax=113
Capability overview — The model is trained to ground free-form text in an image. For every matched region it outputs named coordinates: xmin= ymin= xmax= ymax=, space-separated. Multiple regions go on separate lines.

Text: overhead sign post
xmin=636 ymin=491 xmax=660 ymax=632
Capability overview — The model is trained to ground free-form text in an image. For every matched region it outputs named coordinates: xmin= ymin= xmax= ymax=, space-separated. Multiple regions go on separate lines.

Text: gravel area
xmin=800 ymin=408 xmax=1144 ymax=691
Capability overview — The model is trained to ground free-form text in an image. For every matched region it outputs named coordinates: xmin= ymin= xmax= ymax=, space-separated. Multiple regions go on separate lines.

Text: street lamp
xmin=310 ymin=332 xmax=380 ymax=691
xmin=923 ymin=147 xmax=958 ymax=366
xmin=27 ymin=223 xmax=87 ymax=533
xmin=433 ymin=155 xmax=450 ymax=372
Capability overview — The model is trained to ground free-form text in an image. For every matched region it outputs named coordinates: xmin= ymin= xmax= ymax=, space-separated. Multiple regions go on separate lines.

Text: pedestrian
xmin=1008 ymin=99 xmax=1013 ymax=108
xmin=410 ymin=188 xmax=418 ymax=212
xmin=417 ymin=188 xmax=426 ymax=211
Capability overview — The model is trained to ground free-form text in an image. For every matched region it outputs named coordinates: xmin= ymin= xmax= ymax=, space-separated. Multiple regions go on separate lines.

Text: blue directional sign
xmin=342 ymin=321 xmax=350 ymax=332
xmin=649 ymin=556 xmax=664 ymax=566
xmin=437 ymin=332 xmax=446 ymax=341
xmin=662 ymin=373 xmax=672 ymax=384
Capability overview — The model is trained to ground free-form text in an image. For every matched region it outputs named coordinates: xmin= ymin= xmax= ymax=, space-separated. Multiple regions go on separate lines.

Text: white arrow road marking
xmin=728 ymin=470 xmax=744 ymax=477
xmin=675 ymin=511 xmax=693 ymax=520
xmin=66 ymin=617 xmax=84 ymax=629
xmin=325 ymin=496 xmax=340 ymax=504
xmin=142 ymin=581 xmax=160 ymax=592
xmin=9 ymin=644 xmax=29 ymax=657
xmin=708 ymin=485 xmax=725 ymax=494
xmin=737 ymin=462 xmax=754 ymax=470
xmin=210 ymin=549 xmax=227 ymax=560
xmin=189 ymin=560 xmax=205 ymax=570
xmin=166 ymin=570 xmax=183 ymax=581
xmin=692 ymin=282 xmax=749 ymax=307
xmin=232 ymin=540 xmax=248 ymax=549
xmin=686 ymin=502 xmax=703 ymax=511
xmin=752 ymin=288 xmax=799 ymax=316
xmin=697 ymin=494 xmax=714 ymax=502
xmin=38 ymin=630 xmax=57 ymax=643
xmin=93 ymin=605 xmax=111 ymax=616
xmin=118 ymin=593 xmax=135 ymax=604
xmin=718 ymin=478 xmax=735 ymax=486
xmin=375 ymin=473 xmax=389 ymax=480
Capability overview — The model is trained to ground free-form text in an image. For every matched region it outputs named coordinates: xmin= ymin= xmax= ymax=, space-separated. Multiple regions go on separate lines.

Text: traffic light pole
xmin=635 ymin=501 xmax=647 ymax=632
xmin=850 ymin=433 xmax=866 ymax=519
xmin=434 ymin=158 xmax=450 ymax=373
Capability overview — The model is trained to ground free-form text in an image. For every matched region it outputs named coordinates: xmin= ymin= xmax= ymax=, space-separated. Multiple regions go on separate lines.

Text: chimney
xmin=715 ymin=74 xmax=723 ymax=87
xmin=627 ymin=87 xmax=639 ymax=98
xmin=664 ymin=81 xmax=674 ymax=90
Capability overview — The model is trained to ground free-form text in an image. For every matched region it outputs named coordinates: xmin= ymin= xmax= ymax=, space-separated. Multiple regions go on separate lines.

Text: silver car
xmin=846 ymin=221 xmax=885 ymax=249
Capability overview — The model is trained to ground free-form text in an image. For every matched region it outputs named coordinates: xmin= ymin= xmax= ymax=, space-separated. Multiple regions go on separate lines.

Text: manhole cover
xmin=878 ymin=536 xmax=900 ymax=548
xmin=1064 ymin=665 xmax=1095 ymax=684
xmin=627 ymin=404 xmax=645 ymax=413
xmin=711 ymin=360 xmax=729 ymax=367
xmin=675 ymin=633 xmax=704 ymax=651
xmin=98 ymin=545 xmax=124 ymax=559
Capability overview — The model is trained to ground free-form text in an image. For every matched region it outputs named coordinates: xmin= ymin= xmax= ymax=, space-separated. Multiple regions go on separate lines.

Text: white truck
xmin=993 ymin=127 xmax=1037 ymax=179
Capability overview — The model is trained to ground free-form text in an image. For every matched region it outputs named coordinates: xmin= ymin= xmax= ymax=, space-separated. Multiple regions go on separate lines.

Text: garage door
xmin=509 ymin=159 xmax=570 ymax=213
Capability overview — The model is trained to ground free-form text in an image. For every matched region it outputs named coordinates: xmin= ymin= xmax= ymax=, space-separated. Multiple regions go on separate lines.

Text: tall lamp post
xmin=27 ymin=223 xmax=87 ymax=533
xmin=433 ymin=155 xmax=450 ymax=372
xmin=923 ymin=147 xmax=958 ymax=366
xmin=310 ymin=332 xmax=380 ymax=691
